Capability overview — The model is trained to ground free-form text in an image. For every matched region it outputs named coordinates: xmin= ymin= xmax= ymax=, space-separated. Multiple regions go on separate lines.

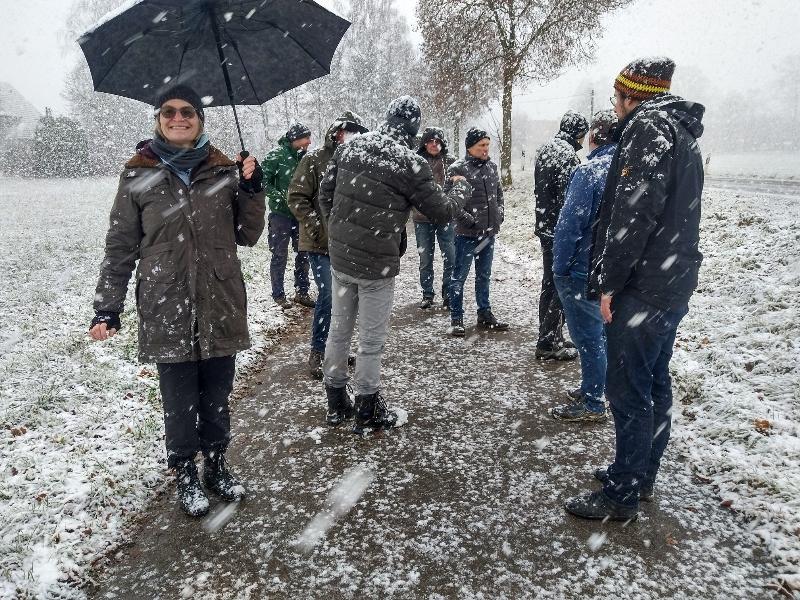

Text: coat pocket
xmin=210 ymin=261 xmax=248 ymax=341
xmin=136 ymin=249 xmax=191 ymax=346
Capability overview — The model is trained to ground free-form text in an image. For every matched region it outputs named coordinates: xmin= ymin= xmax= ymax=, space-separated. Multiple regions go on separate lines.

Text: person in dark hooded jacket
xmin=413 ymin=127 xmax=457 ymax=309
xmin=533 ymin=110 xmax=589 ymax=360
xmin=287 ymin=111 xmax=368 ymax=379
xmin=565 ymin=57 xmax=705 ymax=522
xmin=318 ymin=96 xmax=472 ymax=433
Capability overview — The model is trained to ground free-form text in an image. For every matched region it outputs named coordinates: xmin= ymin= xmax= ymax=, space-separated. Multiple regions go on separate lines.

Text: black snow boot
xmin=325 ymin=384 xmax=355 ymax=426
xmin=594 ymin=468 xmax=654 ymax=502
xmin=477 ymin=309 xmax=510 ymax=331
xmin=564 ymin=490 xmax=638 ymax=521
xmin=352 ymin=391 xmax=398 ymax=435
xmin=419 ymin=297 xmax=434 ymax=309
xmin=203 ymin=450 xmax=246 ymax=502
xmin=448 ymin=319 xmax=465 ymax=337
xmin=175 ymin=459 xmax=209 ymax=517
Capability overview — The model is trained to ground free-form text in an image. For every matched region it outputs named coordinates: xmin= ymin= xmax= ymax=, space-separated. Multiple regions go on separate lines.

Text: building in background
xmin=0 ymin=82 xmax=40 ymax=175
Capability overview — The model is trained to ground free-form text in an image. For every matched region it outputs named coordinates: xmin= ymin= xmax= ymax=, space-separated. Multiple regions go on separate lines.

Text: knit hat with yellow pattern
xmin=614 ymin=57 xmax=675 ymax=101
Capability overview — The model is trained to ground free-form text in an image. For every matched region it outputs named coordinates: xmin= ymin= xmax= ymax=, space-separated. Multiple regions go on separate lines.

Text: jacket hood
xmin=378 ymin=122 xmax=415 ymax=148
xmin=417 ymin=127 xmax=448 ymax=156
xmin=324 ymin=111 xmax=369 ymax=149
xmin=640 ymin=93 xmax=705 ymax=139
xmin=555 ymin=130 xmax=583 ymax=151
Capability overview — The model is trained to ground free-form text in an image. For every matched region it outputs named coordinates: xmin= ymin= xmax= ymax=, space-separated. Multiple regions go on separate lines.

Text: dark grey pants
xmin=156 ymin=356 xmax=235 ymax=467
xmin=537 ymin=241 xmax=565 ymax=349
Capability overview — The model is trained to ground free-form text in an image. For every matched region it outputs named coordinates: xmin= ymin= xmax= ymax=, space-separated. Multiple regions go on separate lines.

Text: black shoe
xmin=550 ymin=401 xmax=606 ymax=422
xmin=325 ymin=384 xmax=355 ymax=426
xmin=564 ymin=490 xmax=638 ymax=521
xmin=308 ymin=349 xmax=323 ymax=380
xmin=476 ymin=309 xmax=509 ymax=331
xmin=594 ymin=469 xmax=654 ymax=502
xmin=203 ymin=451 xmax=245 ymax=502
xmin=442 ymin=296 xmax=450 ymax=310
xmin=562 ymin=340 xmax=576 ymax=349
xmin=566 ymin=387 xmax=583 ymax=401
xmin=535 ymin=346 xmax=578 ymax=361
xmin=352 ymin=391 xmax=398 ymax=435
xmin=175 ymin=459 xmax=209 ymax=517
xmin=448 ymin=319 xmax=465 ymax=337
xmin=294 ymin=292 xmax=316 ymax=308
xmin=274 ymin=296 xmax=292 ymax=310
xmin=419 ymin=297 xmax=434 ymax=309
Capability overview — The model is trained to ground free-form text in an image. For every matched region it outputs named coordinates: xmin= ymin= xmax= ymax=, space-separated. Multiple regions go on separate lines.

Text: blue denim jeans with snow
xmin=554 ymin=273 xmax=606 ymax=411
xmin=449 ymin=234 xmax=494 ymax=322
xmin=414 ymin=221 xmax=455 ymax=300
xmin=308 ymin=252 xmax=331 ymax=354
xmin=602 ymin=293 xmax=688 ymax=508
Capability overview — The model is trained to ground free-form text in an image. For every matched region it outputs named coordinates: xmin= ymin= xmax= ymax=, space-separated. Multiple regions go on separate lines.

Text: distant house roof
xmin=0 ymin=82 xmax=41 ymax=143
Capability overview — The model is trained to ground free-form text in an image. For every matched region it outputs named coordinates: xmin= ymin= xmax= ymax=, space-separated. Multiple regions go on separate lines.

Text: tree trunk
xmin=500 ymin=66 xmax=514 ymax=188
xmin=453 ymin=118 xmax=460 ymax=152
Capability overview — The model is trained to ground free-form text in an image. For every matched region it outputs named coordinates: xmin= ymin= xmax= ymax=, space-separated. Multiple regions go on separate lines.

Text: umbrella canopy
xmin=78 ymin=0 xmax=350 ymax=147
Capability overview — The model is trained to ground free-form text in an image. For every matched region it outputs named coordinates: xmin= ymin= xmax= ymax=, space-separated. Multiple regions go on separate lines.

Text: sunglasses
xmin=159 ymin=106 xmax=198 ymax=120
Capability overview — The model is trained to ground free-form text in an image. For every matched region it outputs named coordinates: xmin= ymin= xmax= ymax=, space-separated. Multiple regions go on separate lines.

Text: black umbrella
xmin=78 ymin=0 xmax=350 ymax=150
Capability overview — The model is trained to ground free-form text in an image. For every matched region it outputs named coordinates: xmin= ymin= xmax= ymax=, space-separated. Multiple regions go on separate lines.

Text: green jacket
xmin=261 ymin=137 xmax=304 ymax=217
xmin=287 ymin=123 xmax=339 ymax=253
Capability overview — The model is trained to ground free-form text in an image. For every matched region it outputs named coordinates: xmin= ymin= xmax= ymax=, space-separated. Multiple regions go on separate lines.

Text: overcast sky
xmin=1 ymin=0 xmax=798 ymax=119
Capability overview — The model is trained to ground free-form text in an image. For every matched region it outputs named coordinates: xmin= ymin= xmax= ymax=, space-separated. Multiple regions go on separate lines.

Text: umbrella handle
xmin=236 ymin=150 xmax=250 ymax=170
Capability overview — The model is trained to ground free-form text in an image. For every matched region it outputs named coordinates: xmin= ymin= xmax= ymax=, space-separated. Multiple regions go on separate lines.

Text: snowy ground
xmin=1 ymin=169 xmax=798 ymax=598
xmin=704 ymin=151 xmax=800 ymax=179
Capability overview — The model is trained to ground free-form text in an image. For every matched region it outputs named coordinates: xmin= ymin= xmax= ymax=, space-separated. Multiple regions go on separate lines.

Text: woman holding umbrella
xmin=89 ymin=84 xmax=266 ymax=517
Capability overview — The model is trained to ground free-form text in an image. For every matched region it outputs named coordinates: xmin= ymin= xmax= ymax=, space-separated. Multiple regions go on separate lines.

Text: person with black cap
xmin=565 ymin=57 xmax=705 ymax=522
xmin=533 ymin=110 xmax=590 ymax=360
xmin=318 ymin=96 xmax=472 ymax=433
xmin=446 ymin=127 xmax=509 ymax=337
xmin=287 ymin=111 xmax=369 ymax=380
xmin=549 ymin=109 xmax=618 ymax=423
xmin=261 ymin=122 xmax=315 ymax=310
xmin=413 ymin=126 xmax=457 ymax=310
xmin=89 ymin=83 xmax=266 ymax=517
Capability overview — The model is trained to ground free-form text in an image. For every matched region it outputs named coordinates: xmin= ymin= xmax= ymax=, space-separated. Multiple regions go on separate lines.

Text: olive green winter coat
xmin=93 ymin=146 xmax=266 ymax=363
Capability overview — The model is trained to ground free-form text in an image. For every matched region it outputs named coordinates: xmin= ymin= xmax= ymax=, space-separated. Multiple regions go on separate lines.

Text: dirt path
xmin=89 ymin=238 xmax=773 ymax=599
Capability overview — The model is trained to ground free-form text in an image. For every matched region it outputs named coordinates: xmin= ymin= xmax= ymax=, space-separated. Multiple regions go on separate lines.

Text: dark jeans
xmin=554 ymin=274 xmax=606 ymax=410
xmin=414 ymin=221 xmax=455 ymax=300
xmin=602 ymin=294 xmax=688 ymax=507
xmin=268 ymin=212 xmax=310 ymax=299
xmin=449 ymin=234 xmax=494 ymax=322
xmin=156 ymin=355 xmax=236 ymax=468
xmin=308 ymin=252 xmax=332 ymax=353
xmin=537 ymin=240 xmax=565 ymax=349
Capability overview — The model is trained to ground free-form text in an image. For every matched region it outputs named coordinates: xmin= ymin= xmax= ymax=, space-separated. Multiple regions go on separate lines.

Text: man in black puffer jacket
xmin=446 ymin=127 xmax=509 ymax=337
xmin=533 ymin=110 xmax=589 ymax=360
xmin=318 ymin=96 xmax=472 ymax=434
xmin=565 ymin=57 xmax=705 ymax=523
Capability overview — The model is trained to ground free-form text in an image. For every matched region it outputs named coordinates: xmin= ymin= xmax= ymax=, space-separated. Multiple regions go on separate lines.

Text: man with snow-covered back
xmin=533 ymin=110 xmax=589 ymax=361
xmin=564 ymin=57 xmax=705 ymax=522
xmin=318 ymin=96 xmax=472 ymax=434
xmin=549 ymin=109 xmax=618 ymax=423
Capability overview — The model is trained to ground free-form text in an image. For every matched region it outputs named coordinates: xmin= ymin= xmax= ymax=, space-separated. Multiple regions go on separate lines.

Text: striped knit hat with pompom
xmin=614 ymin=57 xmax=675 ymax=101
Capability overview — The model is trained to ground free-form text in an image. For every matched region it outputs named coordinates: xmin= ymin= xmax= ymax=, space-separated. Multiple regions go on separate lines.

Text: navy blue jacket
xmin=553 ymin=143 xmax=616 ymax=278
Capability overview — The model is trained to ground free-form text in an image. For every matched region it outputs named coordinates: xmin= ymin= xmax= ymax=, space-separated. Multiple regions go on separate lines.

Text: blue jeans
xmin=308 ymin=253 xmax=331 ymax=353
xmin=414 ymin=222 xmax=455 ymax=300
xmin=449 ymin=235 xmax=494 ymax=322
xmin=268 ymin=212 xmax=309 ymax=299
xmin=602 ymin=293 xmax=689 ymax=508
xmin=554 ymin=274 xmax=606 ymax=411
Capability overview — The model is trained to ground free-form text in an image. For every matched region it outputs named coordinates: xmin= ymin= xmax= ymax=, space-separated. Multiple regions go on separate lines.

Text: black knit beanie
xmin=559 ymin=110 xmax=589 ymax=140
xmin=285 ymin=122 xmax=312 ymax=142
xmin=465 ymin=127 xmax=489 ymax=149
xmin=154 ymin=84 xmax=205 ymax=121
xmin=385 ymin=96 xmax=422 ymax=138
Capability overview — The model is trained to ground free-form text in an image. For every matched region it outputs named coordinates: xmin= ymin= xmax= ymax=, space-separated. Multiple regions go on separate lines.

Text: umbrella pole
xmin=208 ymin=9 xmax=247 ymax=154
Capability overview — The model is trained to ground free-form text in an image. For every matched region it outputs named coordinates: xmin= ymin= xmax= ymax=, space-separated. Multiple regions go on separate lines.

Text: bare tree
xmin=417 ymin=0 xmax=632 ymax=187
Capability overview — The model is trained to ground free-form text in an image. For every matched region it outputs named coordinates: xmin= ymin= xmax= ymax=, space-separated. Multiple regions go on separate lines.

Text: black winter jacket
xmin=533 ymin=132 xmax=582 ymax=244
xmin=319 ymin=123 xmax=472 ymax=280
xmin=446 ymin=155 xmax=504 ymax=238
xmin=588 ymin=94 xmax=705 ymax=311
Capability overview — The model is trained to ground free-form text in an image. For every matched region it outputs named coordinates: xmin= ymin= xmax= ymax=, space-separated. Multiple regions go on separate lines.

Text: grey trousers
xmin=322 ymin=268 xmax=396 ymax=396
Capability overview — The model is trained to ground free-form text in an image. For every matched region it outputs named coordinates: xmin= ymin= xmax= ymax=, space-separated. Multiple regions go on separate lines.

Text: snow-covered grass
xmin=705 ymin=150 xmax=800 ymax=179
xmin=502 ymin=168 xmax=800 ymax=579
xmin=0 ymin=177 xmax=284 ymax=599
